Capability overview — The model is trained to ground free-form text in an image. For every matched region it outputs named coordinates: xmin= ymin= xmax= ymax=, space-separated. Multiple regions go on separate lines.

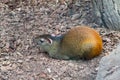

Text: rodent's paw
xmin=49 ymin=52 xmax=70 ymax=60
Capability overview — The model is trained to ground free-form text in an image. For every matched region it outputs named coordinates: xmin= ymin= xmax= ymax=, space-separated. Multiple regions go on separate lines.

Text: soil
xmin=0 ymin=0 xmax=120 ymax=80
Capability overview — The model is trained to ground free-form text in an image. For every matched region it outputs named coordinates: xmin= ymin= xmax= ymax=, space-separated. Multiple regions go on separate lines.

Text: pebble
xmin=47 ymin=68 xmax=51 ymax=73
xmin=71 ymin=14 xmax=81 ymax=20
xmin=2 ymin=61 xmax=10 ymax=66
xmin=17 ymin=60 xmax=23 ymax=64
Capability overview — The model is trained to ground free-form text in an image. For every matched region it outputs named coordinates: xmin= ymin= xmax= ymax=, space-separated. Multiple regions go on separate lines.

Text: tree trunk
xmin=92 ymin=0 xmax=120 ymax=30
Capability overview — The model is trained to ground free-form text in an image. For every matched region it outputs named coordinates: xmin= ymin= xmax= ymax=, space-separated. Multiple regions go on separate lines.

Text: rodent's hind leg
xmin=81 ymin=43 xmax=94 ymax=60
xmin=69 ymin=56 xmax=82 ymax=60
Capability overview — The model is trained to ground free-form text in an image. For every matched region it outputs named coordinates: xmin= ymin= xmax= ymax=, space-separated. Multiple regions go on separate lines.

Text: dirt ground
xmin=0 ymin=0 xmax=120 ymax=80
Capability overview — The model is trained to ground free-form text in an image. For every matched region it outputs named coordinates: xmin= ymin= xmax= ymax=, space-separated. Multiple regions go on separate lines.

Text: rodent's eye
xmin=39 ymin=38 xmax=52 ymax=44
xmin=40 ymin=38 xmax=45 ymax=43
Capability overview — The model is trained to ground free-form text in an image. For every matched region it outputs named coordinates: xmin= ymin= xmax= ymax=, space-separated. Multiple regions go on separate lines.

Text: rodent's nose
xmin=32 ymin=38 xmax=38 ymax=47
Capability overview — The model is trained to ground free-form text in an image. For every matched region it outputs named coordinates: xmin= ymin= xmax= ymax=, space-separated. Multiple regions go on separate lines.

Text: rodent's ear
xmin=50 ymin=34 xmax=56 ymax=37
xmin=46 ymin=38 xmax=53 ymax=44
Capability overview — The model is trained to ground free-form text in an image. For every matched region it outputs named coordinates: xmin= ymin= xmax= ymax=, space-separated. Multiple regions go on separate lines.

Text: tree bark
xmin=92 ymin=0 xmax=120 ymax=30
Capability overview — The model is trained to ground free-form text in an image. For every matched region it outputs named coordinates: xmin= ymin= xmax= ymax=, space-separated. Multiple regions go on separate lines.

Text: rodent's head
xmin=33 ymin=34 xmax=63 ymax=53
xmin=35 ymin=35 xmax=52 ymax=45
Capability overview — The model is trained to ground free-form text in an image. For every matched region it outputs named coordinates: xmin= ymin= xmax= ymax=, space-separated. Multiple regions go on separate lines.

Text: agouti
xmin=33 ymin=26 xmax=102 ymax=60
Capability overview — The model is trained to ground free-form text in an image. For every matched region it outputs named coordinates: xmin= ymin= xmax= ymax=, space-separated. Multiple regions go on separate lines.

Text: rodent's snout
xmin=33 ymin=37 xmax=40 ymax=45
xmin=33 ymin=37 xmax=36 ymax=43
xmin=32 ymin=38 xmax=38 ymax=47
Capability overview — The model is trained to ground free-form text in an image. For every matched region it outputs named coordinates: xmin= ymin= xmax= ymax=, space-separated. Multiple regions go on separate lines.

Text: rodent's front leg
xmin=49 ymin=51 xmax=70 ymax=60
